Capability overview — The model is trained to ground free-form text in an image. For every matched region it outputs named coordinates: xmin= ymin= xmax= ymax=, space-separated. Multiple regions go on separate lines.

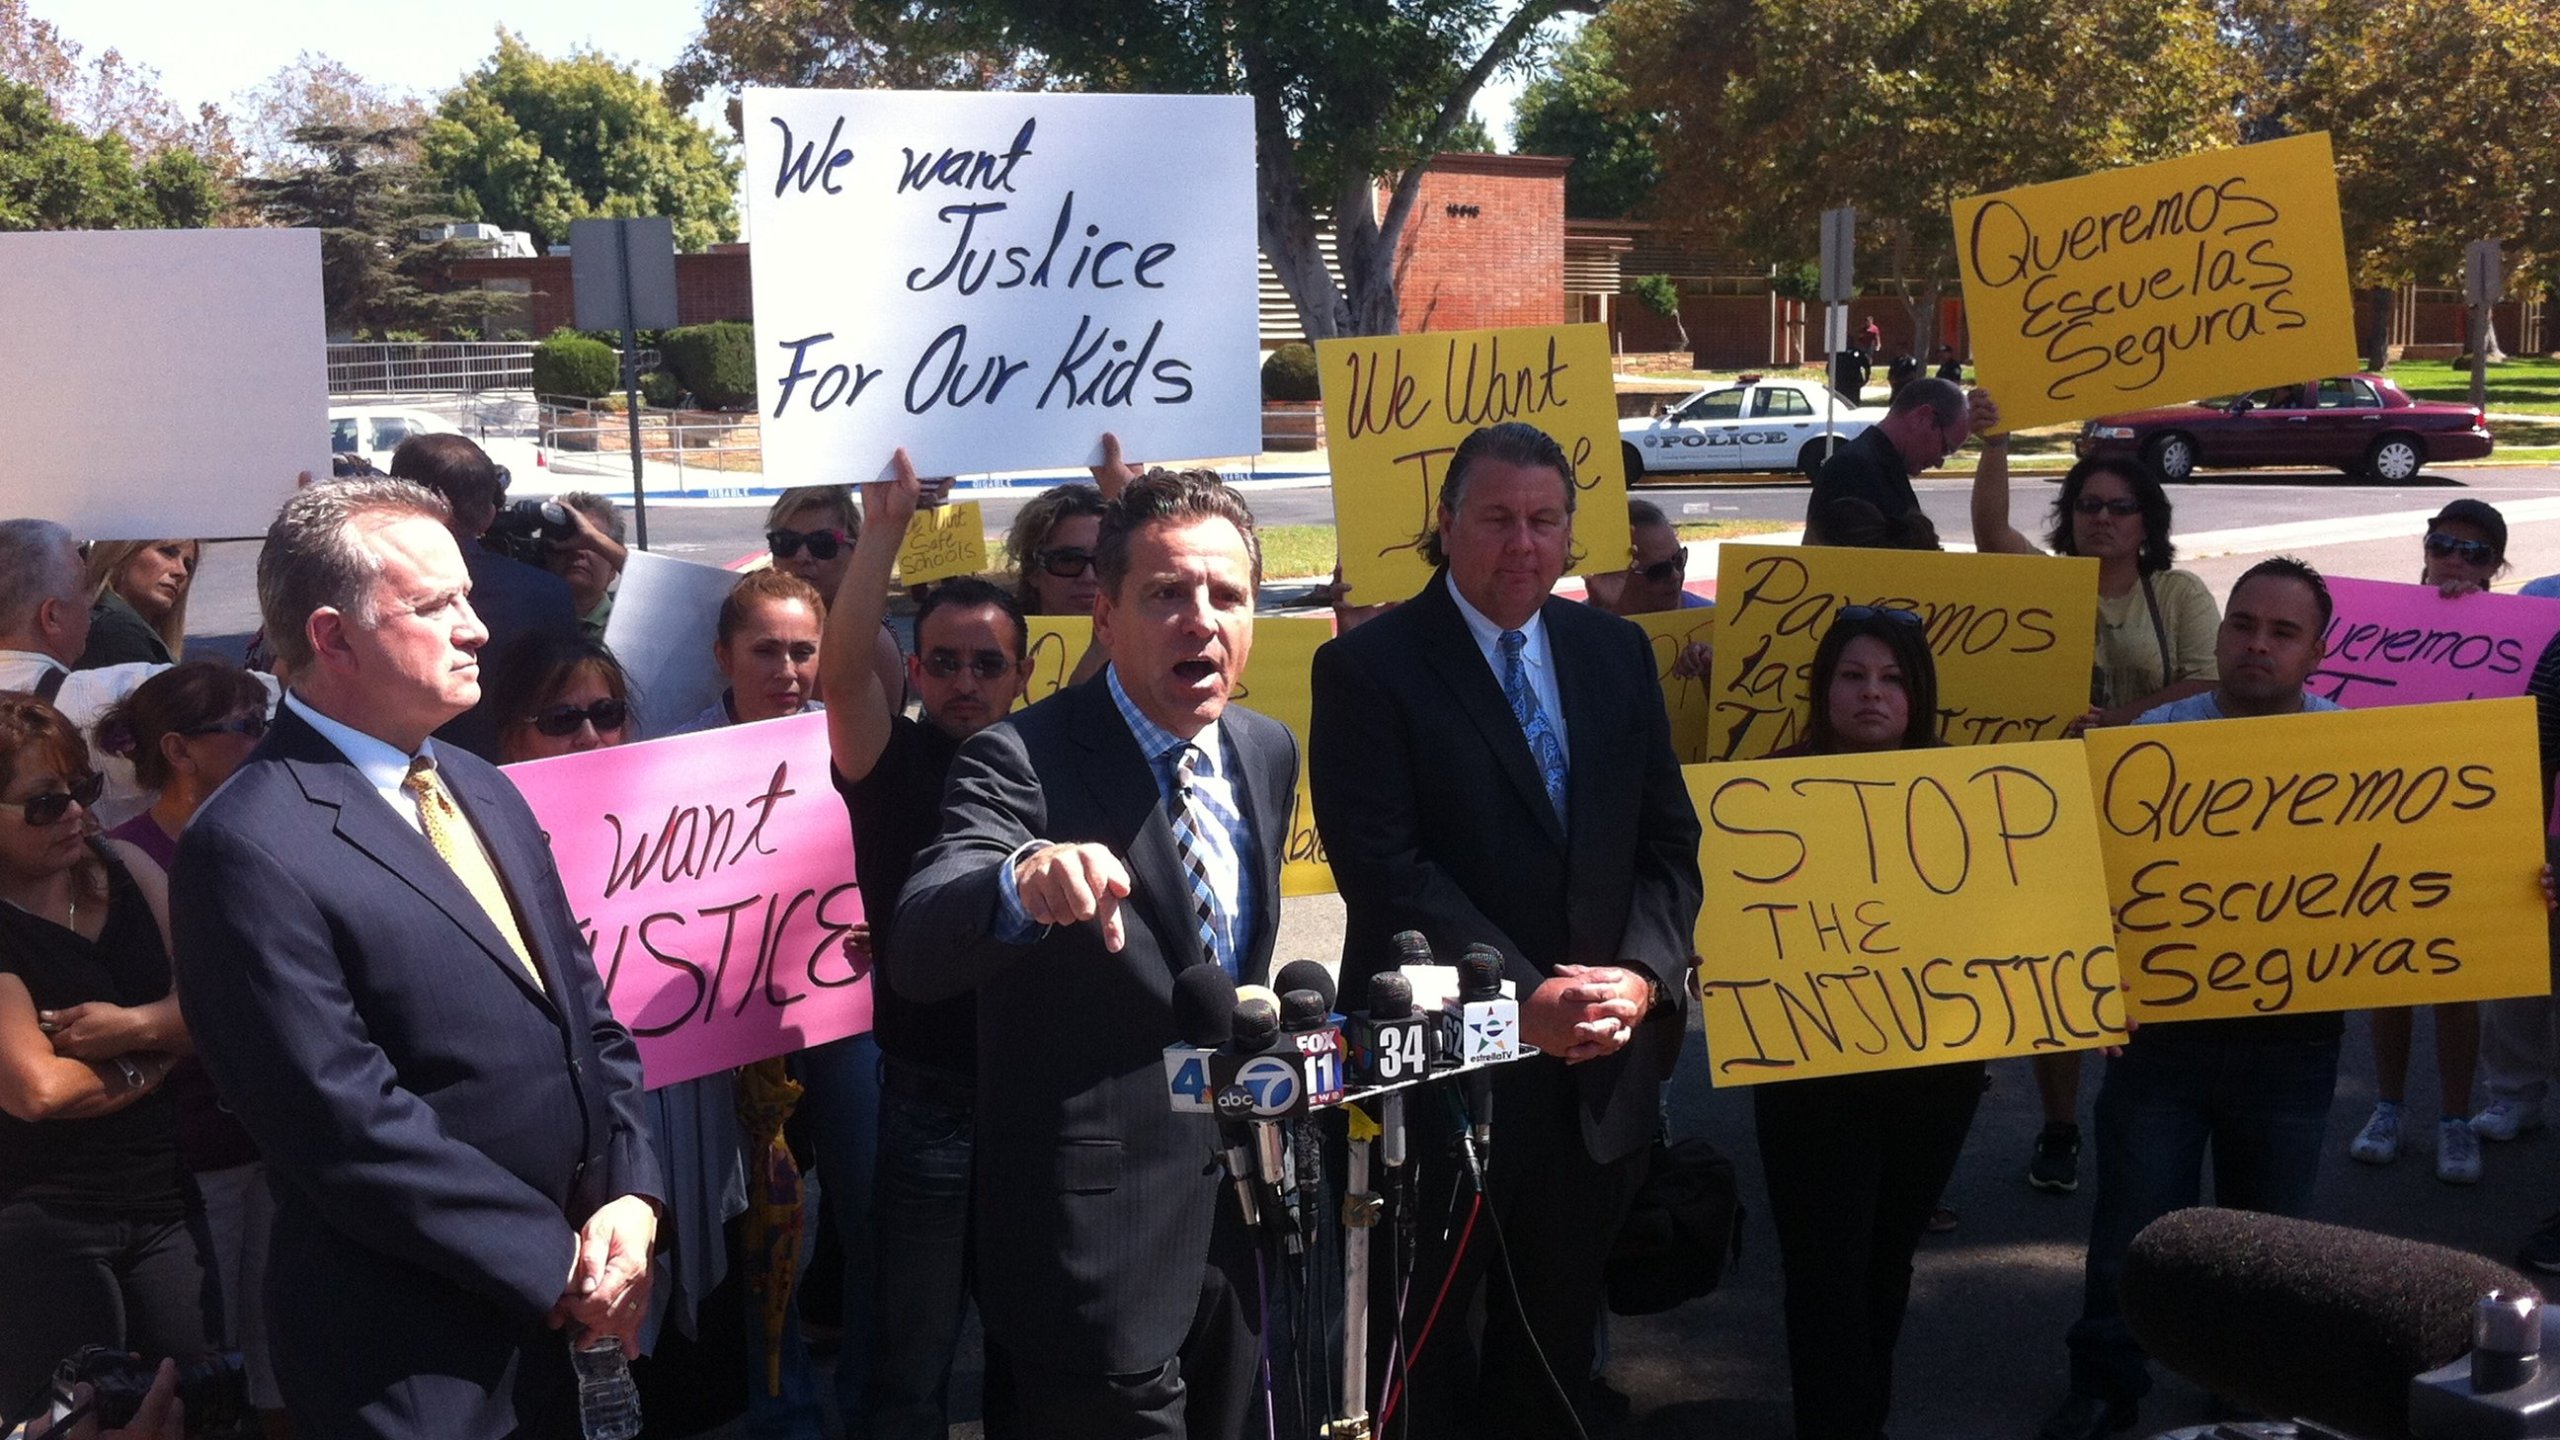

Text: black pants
xmin=0 ymin=1200 xmax=209 ymax=1427
xmin=1376 ymin=1061 xmax=1650 ymax=1440
xmin=1752 ymin=1060 xmax=1985 ymax=1440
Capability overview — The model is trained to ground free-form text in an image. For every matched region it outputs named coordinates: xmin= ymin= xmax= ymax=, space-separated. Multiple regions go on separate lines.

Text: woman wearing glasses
xmin=1754 ymin=610 xmax=1982 ymax=1440
xmin=0 ymin=693 xmax=207 ymax=1426
xmin=486 ymin=633 xmax=634 ymax=762
xmin=2341 ymin=500 xmax=2511 ymax=1185
xmin=83 ymin=662 xmax=284 ymax=1431
xmin=768 ymin=485 xmax=907 ymax=713
xmin=1973 ymin=408 xmax=2220 ymax=1193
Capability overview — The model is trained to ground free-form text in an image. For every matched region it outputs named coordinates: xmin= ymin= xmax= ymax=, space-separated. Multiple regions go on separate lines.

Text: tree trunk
xmin=1252 ymin=87 xmax=1350 ymax=340
xmin=2364 ymin=286 xmax=2393 ymax=371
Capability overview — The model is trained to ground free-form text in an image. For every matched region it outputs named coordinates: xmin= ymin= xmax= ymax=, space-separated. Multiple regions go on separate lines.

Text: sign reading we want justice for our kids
xmin=1687 ymin=744 xmax=2126 ymax=1085
xmin=1953 ymin=133 xmax=2361 ymax=432
xmin=2081 ymin=700 xmax=2551 ymax=1023
xmin=1709 ymin=546 xmax=2099 ymax=761
xmin=743 ymin=90 xmax=1262 ymax=481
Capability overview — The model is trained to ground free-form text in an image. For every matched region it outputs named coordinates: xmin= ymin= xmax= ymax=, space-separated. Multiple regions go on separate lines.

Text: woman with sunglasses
xmin=75 ymin=540 xmax=199 ymax=670
xmin=485 ymin=633 xmax=635 ymax=762
xmin=86 ymin=663 xmax=286 ymax=1431
xmin=768 ymin=485 xmax=915 ymax=714
xmin=1002 ymin=433 xmax=1139 ymax=685
xmin=1974 ymin=406 xmax=2219 ymax=1192
xmin=0 ymin=693 xmax=207 ymax=1426
xmin=2341 ymin=500 xmax=2512 ymax=1185
xmin=1754 ymin=610 xmax=1984 ymax=1440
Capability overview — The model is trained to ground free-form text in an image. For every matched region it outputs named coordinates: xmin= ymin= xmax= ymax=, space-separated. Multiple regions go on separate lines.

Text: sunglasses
xmin=921 ymin=651 xmax=1016 ymax=681
xmin=2074 ymin=497 xmax=2144 ymax=517
xmin=2425 ymin=532 xmax=2496 ymax=565
xmin=1034 ymin=547 xmax=1097 ymax=579
xmin=1838 ymin=605 xmax=1925 ymax=627
xmin=182 ymin=713 xmax=271 ymax=742
xmin=768 ymin=528 xmax=849 ymax=561
xmin=2 ymin=771 xmax=104 ymax=826
xmin=527 ymin=698 xmax=630 ymax=737
xmin=1629 ymin=549 xmax=1690 ymax=585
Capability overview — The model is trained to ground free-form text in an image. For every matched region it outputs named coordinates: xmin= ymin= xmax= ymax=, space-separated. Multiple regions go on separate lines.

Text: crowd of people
xmin=0 ymin=381 xmax=2556 ymax=1440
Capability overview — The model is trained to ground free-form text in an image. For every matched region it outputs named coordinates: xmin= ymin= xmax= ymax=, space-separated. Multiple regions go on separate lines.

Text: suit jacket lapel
xmin=1413 ymin=575 xmax=1568 ymax=848
xmin=1063 ymin=680 xmax=1205 ymax=977
xmin=1547 ymin=598 xmax=1609 ymax=863
xmin=443 ymin=760 xmax=575 ymax=1014
xmin=1228 ymin=717 xmax=1284 ymax=982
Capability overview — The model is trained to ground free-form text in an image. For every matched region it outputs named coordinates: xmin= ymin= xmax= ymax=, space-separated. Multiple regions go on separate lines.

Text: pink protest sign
xmin=2311 ymin=578 xmax=2560 ymax=709
xmin=505 ymin=711 xmax=867 ymax=1088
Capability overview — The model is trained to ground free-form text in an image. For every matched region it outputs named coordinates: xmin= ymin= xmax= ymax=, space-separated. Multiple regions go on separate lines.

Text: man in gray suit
xmin=893 ymin=469 xmax=1296 ymax=1440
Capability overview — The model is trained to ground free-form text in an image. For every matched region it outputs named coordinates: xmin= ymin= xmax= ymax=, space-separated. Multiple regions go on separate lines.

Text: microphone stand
xmin=1326 ymin=1105 xmax=1386 ymax=1440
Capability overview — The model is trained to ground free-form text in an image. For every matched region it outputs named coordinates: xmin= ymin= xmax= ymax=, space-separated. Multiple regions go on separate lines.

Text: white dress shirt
xmin=1443 ymin=576 xmax=1571 ymax=762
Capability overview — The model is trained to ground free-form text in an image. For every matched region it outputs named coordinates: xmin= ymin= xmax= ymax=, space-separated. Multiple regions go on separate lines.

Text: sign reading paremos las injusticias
xmin=743 ymin=89 xmax=1263 ymax=482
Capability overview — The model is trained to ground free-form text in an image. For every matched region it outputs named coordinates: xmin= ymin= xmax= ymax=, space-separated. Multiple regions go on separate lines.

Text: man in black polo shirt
xmin=821 ymin=453 xmax=1030 ymax=1440
xmin=1802 ymin=376 xmax=1985 ymax=548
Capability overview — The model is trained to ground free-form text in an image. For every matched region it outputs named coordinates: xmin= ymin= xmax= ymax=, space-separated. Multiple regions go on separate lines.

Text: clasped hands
xmin=548 ymin=1194 xmax=658 ymax=1357
xmin=1523 ymin=965 xmax=1654 ymax=1063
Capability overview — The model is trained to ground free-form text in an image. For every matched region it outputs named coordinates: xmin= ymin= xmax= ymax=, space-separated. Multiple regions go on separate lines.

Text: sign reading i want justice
xmin=743 ymin=90 xmax=1263 ymax=481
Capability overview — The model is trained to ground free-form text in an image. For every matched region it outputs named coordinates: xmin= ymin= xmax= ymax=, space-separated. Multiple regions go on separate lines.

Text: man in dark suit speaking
xmin=1311 ymin=422 xmax=1703 ymax=1439
xmin=171 ymin=479 xmax=662 ymax=1440
xmin=894 ymin=470 xmax=1295 ymax=1440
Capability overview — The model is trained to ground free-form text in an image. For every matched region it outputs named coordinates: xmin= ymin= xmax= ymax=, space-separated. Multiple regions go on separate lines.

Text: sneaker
xmin=2029 ymin=1122 xmax=2081 ymax=1193
xmin=2438 ymin=1119 xmax=2483 ymax=1184
xmin=2348 ymin=1102 xmax=2402 ymax=1164
xmin=2471 ymin=1098 xmax=2547 ymax=1142
xmin=2034 ymin=1392 xmax=2138 ymax=1440
xmin=2519 ymin=1214 xmax=2560 ymax=1273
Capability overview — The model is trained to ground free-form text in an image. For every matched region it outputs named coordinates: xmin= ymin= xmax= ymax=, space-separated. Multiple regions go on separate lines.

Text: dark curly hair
xmin=2046 ymin=455 xmax=2176 ymax=575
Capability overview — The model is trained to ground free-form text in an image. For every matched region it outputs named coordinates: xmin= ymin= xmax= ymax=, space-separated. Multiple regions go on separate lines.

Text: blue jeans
xmin=2066 ymin=1028 xmax=2341 ymax=1401
xmin=795 ymin=1031 xmax=883 ymax=1429
xmin=867 ymin=1057 xmax=978 ymax=1440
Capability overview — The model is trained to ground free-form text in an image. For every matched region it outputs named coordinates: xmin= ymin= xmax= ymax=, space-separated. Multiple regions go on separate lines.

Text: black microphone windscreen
xmin=1231 ymin=997 xmax=1281 ymax=1050
xmin=1457 ymin=945 xmax=1503 ymax=1000
xmin=1280 ymin=989 xmax=1328 ymax=1031
xmin=2122 ymin=1207 xmax=2536 ymax=1440
xmin=1366 ymin=971 xmax=1414 ymax=1020
xmin=1390 ymin=930 xmax=1435 ymax=968
xmin=1273 ymin=959 xmax=1337 ymax=1015
xmin=1171 ymin=965 xmax=1239 ymax=1049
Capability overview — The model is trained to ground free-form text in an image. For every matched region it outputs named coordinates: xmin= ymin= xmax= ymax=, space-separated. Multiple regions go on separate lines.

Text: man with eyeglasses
xmin=817 ymin=454 xmax=1030 ymax=1440
xmin=1803 ymin=376 xmax=1993 ymax=549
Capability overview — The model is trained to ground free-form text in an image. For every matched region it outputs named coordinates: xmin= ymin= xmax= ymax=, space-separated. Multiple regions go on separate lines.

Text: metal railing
xmin=534 ymin=400 xmax=768 ymax=496
xmin=328 ymin=342 xmax=536 ymax=396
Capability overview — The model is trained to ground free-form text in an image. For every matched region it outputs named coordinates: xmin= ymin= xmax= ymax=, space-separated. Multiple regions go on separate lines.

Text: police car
xmin=1619 ymin=375 xmax=1885 ymax=482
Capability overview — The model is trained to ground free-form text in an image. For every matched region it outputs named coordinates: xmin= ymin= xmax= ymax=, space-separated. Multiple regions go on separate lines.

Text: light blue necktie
xmin=1499 ymin=629 xmax=1568 ymax=824
xmin=1166 ymin=744 xmax=1232 ymax=976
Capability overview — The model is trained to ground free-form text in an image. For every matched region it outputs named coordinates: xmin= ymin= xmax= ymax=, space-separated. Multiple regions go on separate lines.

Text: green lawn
xmin=1251 ymin=519 xmax=1794 ymax=580
xmin=2381 ymin=355 xmax=2560 ymax=414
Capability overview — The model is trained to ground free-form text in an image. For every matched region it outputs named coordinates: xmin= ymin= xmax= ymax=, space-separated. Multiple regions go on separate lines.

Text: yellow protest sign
xmin=1689 ymin=744 xmax=2125 ymax=1085
xmin=1634 ymin=609 xmax=1719 ymax=765
xmin=895 ymin=501 xmax=990 ymax=584
xmin=2082 ymin=700 xmax=2551 ymax=1022
xmin=1953 ymin=133 xmax=2360 ymax=432
xmin=1319 ymin=323 xmax=1629 ymax=604
xmin=1709 ymin=545 xmax=2098 ymax=761
xmin=1011 ymin=614 xmax=1338 ymax=895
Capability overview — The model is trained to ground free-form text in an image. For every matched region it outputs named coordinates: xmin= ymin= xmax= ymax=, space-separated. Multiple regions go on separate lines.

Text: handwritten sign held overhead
xmin=895 ymin=501 xmax=990 ymax=584
xmin=1709 ymin=545 xmax=2098 ymax=761
xmin=505 ymin=712 xmax=869 ymax=1088
xmin=1319 ymin=324 xmax=1630 ymax=602
xmin=2312 ymin=578 xmax=2560 ymax=708
xmin=2083 ymin=700 xmax=2550 ymax=1023
xmin=1953 ymin=134 xmax=2360 ymax=432
xmin=1634 ymin=609 xmax=1719 ymax=764
xmin=743 ymin=90 xmax=1261 ymax=481
xmin=1688 ymin=744 xmax=2125 ymax=1086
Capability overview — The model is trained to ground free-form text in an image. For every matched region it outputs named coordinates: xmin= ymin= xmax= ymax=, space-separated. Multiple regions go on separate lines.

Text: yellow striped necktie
xmin=403 ymin=757 xmax=543 ymax=988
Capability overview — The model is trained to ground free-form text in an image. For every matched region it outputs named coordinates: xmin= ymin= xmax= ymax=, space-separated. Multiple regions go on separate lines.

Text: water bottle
xmin=571 ymin=1334 xmax=642 ymax=1440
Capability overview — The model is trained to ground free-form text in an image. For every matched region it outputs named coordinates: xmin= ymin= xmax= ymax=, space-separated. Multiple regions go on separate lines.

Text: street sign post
xmin=570 ymin=216 xmax=680 ymax=550
xmin=1818 ymin=208 xmax=1856 ymax=460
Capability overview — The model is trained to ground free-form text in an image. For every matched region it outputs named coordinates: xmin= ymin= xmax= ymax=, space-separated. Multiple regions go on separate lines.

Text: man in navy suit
xmin=172 ymin=478 xmax=662 ymax=1440
xmin=388 ymin=433 xmax=579 ymax=761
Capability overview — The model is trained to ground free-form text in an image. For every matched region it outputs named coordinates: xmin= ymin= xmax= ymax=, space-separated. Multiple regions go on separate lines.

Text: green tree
xmin=423 ymin=32 xmax=739 ymax=251
xmin=236 ymin=52 xmax=428 ymax=176
xmin=1512 ymin=23 xmax=1661 ymax=217
xmin=1608 ymin=0 xmax=2242 ymax=357
xmin=241 ymin=124 xmax=495 ymax=338
xmin=668 ymin=0 xmax=1047 ymax=100
xmin=673 ymin=0 xmax=1590 ymax=338
xmin=1631 ymin=273 xmax=1688 ymax=350
xmin=0 ymin=77 xmax=218 ymax=229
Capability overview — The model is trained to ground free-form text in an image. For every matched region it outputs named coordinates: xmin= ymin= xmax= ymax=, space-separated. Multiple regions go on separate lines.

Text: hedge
xmin=1261 ymin=342 xmax=1320 ymax=402
xmin=532 ymin=332 xmax=620 ymax=401
xmin=659 ymin=322 xmax=757 ymax=410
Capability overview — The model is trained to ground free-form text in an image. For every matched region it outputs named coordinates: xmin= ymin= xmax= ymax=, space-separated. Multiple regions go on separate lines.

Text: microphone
xmin=1162 ymin=968 xmax=1260 ymax=1230
xmin=1280 ymin=985 xmax=1347 ymax=1106
xmin=1445 ymin=944 xmax=1515 ymax=1163
xmin=1348 ymin=971 xmax=1426 ymax=1169
xmin=2122 ymin=1207 xmax=2542 ymax=1440
xmin=1273 ymin=958 xmax=1338 ymax=1015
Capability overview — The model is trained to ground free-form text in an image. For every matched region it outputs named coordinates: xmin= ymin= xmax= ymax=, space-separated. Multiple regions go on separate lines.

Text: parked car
xmin=2073 ymin=374 xmax=2492 ymax=482
xmin=1620 ymin=375 xmax=1886 ymax=482
xmin=328 ymin=405 xmax=548 ymax=480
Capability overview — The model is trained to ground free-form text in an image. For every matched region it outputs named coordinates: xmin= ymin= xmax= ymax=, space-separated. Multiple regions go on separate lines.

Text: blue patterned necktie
xmin=1166 ymin=744 xmax=1231 ymax=975
xmin=1499 ymin=629 xmax=1569 ymax=824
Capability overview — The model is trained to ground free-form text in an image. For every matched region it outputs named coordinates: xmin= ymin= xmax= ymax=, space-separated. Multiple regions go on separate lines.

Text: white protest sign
xmin=0 ymin=229 xmax=325 ymax=539
xmin=603 ymin=551 xmax=744 ymax=739
xmin=742 ymin=89 xmax=1262 ymax=481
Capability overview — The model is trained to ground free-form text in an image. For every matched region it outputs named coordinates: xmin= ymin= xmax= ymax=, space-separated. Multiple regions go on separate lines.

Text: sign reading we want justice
xmin=744 ymin=90 xmax=1262 ymax=481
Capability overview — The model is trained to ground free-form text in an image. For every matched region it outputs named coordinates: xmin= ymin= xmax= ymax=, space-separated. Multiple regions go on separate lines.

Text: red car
xmin=2073 ymin=374 xmax=2493 ymax=482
